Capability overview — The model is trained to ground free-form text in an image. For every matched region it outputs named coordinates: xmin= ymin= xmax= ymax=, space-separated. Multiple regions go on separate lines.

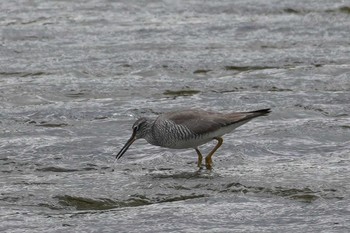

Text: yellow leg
xmin=205 ymin=137 xmax=223 ymax=170
xmin=195 ymin=148 xmax=203 ymax=168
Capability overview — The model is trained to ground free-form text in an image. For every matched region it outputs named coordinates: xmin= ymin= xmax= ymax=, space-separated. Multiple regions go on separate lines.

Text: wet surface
xmin=1 ymin=0 xmax=350 ymax=232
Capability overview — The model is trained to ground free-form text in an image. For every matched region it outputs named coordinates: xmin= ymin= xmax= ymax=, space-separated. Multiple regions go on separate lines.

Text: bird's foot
xmin=205 ymin=163 xmax=213 ymax=170
xmin=205 ymin=157 xmax=213 ymax=170
xmin=197 ymin=164 xmax=204 ymax=171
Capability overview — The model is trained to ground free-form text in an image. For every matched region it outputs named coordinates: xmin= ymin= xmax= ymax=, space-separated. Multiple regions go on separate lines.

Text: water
xmin=1 ymin=0 xmax=350 ymax=232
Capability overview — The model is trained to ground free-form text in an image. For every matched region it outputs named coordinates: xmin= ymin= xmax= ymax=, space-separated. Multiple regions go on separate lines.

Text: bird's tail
xmin=227 ymin=108 xmax=271 ymax=126
xmin=248 ymin=108 xmax=271 ymax=117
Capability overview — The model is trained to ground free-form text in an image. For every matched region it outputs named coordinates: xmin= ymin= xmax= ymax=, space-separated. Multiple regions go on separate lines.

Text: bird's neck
xmin=142 ymin=118 xmax=159 ymax=145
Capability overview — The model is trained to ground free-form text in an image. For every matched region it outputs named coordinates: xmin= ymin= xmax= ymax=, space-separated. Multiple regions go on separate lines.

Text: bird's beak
xmin=116 ymin=132 xmax=136 ymax=160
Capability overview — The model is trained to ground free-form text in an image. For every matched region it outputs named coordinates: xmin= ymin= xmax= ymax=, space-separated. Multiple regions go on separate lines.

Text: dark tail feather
xmin=249 ymin=108 xmax=271 ymax=116
xmin=226 ymin=108 xmax=271 ymax=128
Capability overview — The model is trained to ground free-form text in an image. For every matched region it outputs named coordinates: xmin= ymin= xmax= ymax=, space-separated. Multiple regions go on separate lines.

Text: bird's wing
xmin=158 ymin=110 xmax=250 ymax=135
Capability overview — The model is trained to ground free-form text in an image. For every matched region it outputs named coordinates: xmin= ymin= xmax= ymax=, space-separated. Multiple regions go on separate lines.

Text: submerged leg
xmin=195 ymin=148 xmax=203 ymax=168
xmin=205 ymin=137 xmax=223 ymax=170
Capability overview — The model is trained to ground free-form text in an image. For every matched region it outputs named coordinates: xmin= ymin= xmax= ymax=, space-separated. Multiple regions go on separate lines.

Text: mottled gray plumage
xmin=116 ymin=108 xmax=270 ymax=169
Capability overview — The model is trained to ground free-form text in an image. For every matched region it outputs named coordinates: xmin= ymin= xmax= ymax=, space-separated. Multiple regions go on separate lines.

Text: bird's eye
xmin=133 ymin=125 xmax=139 ymax=131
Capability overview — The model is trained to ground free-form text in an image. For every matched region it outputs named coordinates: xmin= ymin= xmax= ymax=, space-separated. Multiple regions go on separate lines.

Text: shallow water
xmin=1 ymin=0 xmax=350 ymax=232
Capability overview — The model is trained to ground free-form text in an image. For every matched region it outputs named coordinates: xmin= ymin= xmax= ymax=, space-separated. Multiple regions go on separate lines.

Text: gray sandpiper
xmin=116 ymin=108 xmax=270 ymax=169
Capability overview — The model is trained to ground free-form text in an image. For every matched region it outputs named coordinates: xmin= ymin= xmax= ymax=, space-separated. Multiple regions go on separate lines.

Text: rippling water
xmin=1 ymin=0 xmax=350 ymax=232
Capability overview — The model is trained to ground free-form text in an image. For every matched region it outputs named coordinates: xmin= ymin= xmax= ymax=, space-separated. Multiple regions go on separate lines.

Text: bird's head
xmin=115 ymin=117 xmax=152 ymax=160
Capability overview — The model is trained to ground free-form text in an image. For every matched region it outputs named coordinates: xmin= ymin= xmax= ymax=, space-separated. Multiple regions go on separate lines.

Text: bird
xmin=116 ymin=108 xmax=270 ymax=169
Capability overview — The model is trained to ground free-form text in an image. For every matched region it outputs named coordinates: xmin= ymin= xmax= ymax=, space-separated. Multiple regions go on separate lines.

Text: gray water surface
xmin=1 ymin=0 xmax=350 ymax=232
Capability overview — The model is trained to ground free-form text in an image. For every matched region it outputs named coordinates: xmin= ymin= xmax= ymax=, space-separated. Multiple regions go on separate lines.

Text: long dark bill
xmin=116 ymin=133 xmax=136 ymax=160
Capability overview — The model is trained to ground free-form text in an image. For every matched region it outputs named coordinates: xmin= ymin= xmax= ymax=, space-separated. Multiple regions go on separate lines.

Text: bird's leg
xmin=195 ymin=148 xmax=203 ymax=169
xmin=205 ymin=137 xmax=223 ymax=170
